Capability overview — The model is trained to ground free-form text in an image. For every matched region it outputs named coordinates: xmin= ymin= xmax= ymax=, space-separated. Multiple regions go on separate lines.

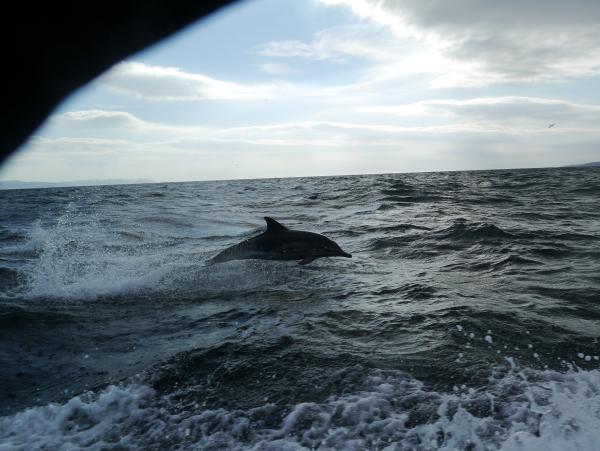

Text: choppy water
xmin=1 ymin=167 xmax=599 ymax=450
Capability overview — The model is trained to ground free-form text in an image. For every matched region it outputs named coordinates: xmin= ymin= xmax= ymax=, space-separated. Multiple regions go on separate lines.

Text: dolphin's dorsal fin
xmin=264 ymin=217 xmax=288 ymax=232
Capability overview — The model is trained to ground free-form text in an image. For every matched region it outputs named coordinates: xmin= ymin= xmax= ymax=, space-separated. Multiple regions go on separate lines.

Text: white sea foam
xmin=14 ymin=213 xmax=185 ymax=300
xmin=3 ymin=363 xmax=600 ymax=450
xmin=0 ymin=384 xmax=156 ymax=451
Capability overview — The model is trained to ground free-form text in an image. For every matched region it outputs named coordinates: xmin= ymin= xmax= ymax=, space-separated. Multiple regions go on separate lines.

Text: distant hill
xmin=566 ymin=161 xmax=600 ymax=168
xmin=0 ymin=179 xmax=154 ymax=190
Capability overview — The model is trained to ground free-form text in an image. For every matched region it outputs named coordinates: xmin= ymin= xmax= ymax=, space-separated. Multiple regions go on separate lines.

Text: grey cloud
xmin=424 ymin=97 xmax=600 ymax=126
xmin=52 ymin=110 xmax=143 ymax=129
xmin=364 ymin=96 xmax=600 ymax=132
xmin=341 ymin=0 xmax=600 ymax=83
xmin=381 ymin=0 xmax=600 ymax=32
xmin=97 ymin=62 xmax=268 ymax=100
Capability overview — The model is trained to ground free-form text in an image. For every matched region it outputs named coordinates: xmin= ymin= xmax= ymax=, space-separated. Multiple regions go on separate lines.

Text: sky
xmin=2 ymin=0 xmax=600 ymax=182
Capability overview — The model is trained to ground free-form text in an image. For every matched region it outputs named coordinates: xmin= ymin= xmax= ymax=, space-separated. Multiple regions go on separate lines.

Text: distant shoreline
xmin=565 ymin=161 xmax=600 ymax=168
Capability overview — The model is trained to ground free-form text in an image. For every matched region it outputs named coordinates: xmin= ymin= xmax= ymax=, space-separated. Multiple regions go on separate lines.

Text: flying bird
xmin=548 ymin=123 xmax=556 ymax=128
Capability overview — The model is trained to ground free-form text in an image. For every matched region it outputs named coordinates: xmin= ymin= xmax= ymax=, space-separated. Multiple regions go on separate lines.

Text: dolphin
xmin=210 ymin=217 xmax=352 ymax=265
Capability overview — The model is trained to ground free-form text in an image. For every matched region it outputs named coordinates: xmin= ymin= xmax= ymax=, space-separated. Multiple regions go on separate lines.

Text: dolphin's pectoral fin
xmin=298 ymin=257 xmax=317 ymax=265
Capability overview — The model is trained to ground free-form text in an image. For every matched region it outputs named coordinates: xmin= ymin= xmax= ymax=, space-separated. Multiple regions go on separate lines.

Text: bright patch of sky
xmin=2 ymin=0 xmax=600 ymax=182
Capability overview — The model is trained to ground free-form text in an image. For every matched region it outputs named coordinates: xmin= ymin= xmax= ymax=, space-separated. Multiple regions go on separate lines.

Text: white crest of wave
xmin=20 ymin=213 xmax=178 ymax=300
xmin=2 ymin=363 xmax=600 ymax=450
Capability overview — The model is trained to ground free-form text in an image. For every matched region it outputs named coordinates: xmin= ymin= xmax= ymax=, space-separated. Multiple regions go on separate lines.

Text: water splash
xmin=19 ymin=211 xmax=178 ymax=300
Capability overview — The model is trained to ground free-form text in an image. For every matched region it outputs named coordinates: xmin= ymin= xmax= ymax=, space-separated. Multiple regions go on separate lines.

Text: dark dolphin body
xmin=210 ymin=217 xmax=352 ymax=265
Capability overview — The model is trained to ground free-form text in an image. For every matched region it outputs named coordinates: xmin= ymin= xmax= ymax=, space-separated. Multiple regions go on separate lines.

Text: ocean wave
xmin=379 ymin=195 xmax=445 ymax=204
xmin=368 ymin=236 xmax=414 ymax=252
xmin=467 ymin=195 xmax=520 ymax=206
xmin=373 ymin=283 xmax=436 ymax=300
xmin=377 ymin=224 xmax=431 ymax=233
xmin=529 ymin=247 xmax=573 ymax=258
xmin=434 ymin=220 xmax=515 ymax=241
xmin=0 ymin=306 xmax=74 ymax=329
xmin=3 ymin=363 xmax=600 ymax=450
xmin=442 ymin=255 xmax=541 ymax=273
xmin=0 ymin=267 xmax=20 ymax=284
xmin=529 ymin=286 xmax=600 ymax=308
xmin=380 ymin=180 xmax=415 ymax=196
xmin=367 ymin=220 xmax=515 ymax=254
xmin=376 ymin=203 xmax=395 ymax=211
xmin=0 ymin=229 xmax=27 ymax=244
xmin=494 ymin=255 xmax=540 ymax=267
xmin=143 ymin=191 xmax=167 ymax=198
xmin=518 ymin=230 xmax=599 ymax=242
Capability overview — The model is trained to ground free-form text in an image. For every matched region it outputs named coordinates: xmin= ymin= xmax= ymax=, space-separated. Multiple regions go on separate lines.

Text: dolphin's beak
xmin=339 ymin=250 xmax=352 ymax=258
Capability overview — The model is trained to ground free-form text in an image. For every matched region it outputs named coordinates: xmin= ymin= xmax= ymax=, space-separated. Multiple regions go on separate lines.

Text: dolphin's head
xmin=314 ymin=235 xmax=352 ymax=259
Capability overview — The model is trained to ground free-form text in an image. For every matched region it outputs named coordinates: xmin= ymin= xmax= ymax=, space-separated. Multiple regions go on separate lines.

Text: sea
xmin=0 ymin=167 xmax=599 ymax=450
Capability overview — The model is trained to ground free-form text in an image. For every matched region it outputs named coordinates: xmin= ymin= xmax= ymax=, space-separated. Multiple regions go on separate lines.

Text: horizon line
xmin=1 ymin=163 xmax=598 ymax=190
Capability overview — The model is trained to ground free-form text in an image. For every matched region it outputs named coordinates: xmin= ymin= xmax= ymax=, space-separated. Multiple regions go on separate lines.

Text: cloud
xmin=256 ymin=25 xmax=406 ymax=62
xmin=258 ymin=62 xmax=297 ymax=76
xmin=44 ymin=98 xmax=600 ymax=157
xmin=363 ymin=96 xmax=600 ymax=130
xmin=257 ymin=40 xmax=318 ymax=59
xmin=98 ymin=62 xmax=272 ymax=100
xmin=51 ymin=110 xmax=146 ymax=129
xmin=97 ymin=61 xmax=366 ymax=103
xmin=7 ymin=106 xmax=600 ymax=182
xmin=46 ymin=109 xmax=525 ymax=149
xmin=35 ymin=104 xmax=600 ymax=164
xmin=45 ymin=109 xmax=196 ymax=143
xmin=429 ymin=97 xmax=600 ymax=124
xmin=318 ymin=0 xmax=600 ymax=86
